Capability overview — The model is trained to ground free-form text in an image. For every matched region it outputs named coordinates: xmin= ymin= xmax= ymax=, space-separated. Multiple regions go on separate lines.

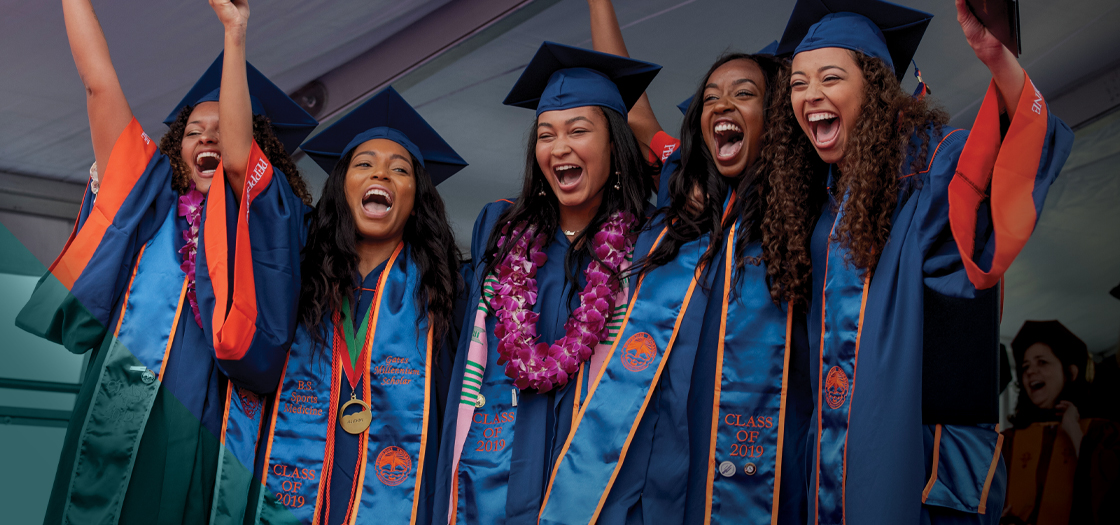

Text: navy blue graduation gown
xmin=197 ymin=141 xmax=460 ymax=524
xmin=16 ymin=118 xmax=236 ymax=525
xmin=805 ymin=77 xmax=1074 ymax=524
xmin=435 ymin=199 xmax=603 ymax=524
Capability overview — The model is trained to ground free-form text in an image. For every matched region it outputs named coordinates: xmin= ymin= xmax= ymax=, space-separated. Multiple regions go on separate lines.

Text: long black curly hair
xmin=297 ymin=148 xmax=463 ymax=353
xmin=762 ymin=51 xmax=948 ymax=306
xmin=478 ymin=106 xmax=653 ymax=297
xmin=639 ymin=52 xmax=784 ymax=284
xmin=160 ymin=105 xmax=311 ymax=204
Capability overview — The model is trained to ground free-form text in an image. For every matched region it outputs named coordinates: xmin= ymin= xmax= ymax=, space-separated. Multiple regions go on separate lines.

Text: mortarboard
xmin=299 ymin=87 xmax=467 ymax=186
xmin=677 ymin=40 xmax=781 ymax=115
xmin=163 ymin=53 xmax=318 ymax=154
xmin=776 ymin=0 xmax=933 ymax=81
xmin=503 ymin=42 xmax=661 ymax=117
xmin=1011 ymin=320 xmax=1088 ymax=370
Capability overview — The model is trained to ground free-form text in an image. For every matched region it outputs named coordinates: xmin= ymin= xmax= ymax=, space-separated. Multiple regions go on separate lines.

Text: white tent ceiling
xmin=1 ymin=0 xmax=1118 ymax=352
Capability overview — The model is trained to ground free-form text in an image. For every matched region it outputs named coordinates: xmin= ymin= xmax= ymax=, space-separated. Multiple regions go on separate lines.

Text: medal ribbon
xmin=339 ymin=294 xmax=375 ymax=388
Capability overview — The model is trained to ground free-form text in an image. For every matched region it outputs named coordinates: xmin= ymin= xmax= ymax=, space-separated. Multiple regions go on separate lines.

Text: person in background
xmin=1001 ymin=320 xmax=1120 ymax=525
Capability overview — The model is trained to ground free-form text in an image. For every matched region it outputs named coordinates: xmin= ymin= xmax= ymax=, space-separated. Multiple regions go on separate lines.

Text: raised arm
xmin=62 ymin=0 xmax=134 ymax=177
xmin=210 ymin=0 xmax=253 ymax=198
xmin=588 ymin=0 xmax=663 ymax=152
xmin=955 ymin=0 xmax=1025 ymax=120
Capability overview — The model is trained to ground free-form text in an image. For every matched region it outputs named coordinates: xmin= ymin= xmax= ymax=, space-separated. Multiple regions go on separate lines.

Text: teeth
xmin=713 ymin=122 xmax=742 ymax=134
xmin=364 ymin=188 xmax=390 ymax=199
xmin=196 ymin=151 xmax=220 ymax=163
xmin=554 ymin=165 xmax=579 ymax=172
xmin=808 ymin=112 xmax=837 ymax=122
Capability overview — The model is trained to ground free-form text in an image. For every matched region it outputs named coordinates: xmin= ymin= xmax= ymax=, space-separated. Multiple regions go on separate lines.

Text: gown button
xmin=474 ymin=393 xmax=486 ymax=408
xmin=141 ymin=370 xmax=156 ymax=384
xmin=718 ymin=461 xmax=736 ymax=477
xmin=743 ymin=462 xmax=757 ymax=476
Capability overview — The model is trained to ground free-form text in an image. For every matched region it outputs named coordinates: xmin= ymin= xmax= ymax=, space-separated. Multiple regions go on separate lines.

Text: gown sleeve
xmin=16 ymin=118 xmax=175 ymax=353
xmin=195 ymin=141 xmax=309 ymax=394
xmin=649 ymin=131 xmax=682 ymax=209
xmin=918 ymin=72 xmax=1074 ymax=424
xmin=922 ymin=71 xmax=1074 ymax=298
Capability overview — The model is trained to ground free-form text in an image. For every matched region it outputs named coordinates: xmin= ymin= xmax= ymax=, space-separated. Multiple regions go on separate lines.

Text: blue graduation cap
xmin=299 ymin=86 xmax=467 ymax=186
xmin=162 ymin=53 xmax=318 ymax=154
xmin=776 ymin=0 xmax=933 ymax=81
xmin=503 ymin=42 xmax=661 ymax=117
xmin=676 ymin=40 xmax=781 ymax=115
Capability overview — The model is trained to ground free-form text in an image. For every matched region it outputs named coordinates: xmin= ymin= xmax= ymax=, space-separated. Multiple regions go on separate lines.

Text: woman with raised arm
xmin=583 ymin=2 xmax=814 ymax=523
xmin=201 ymin=5 xmax=469 ymax=525
xmin=766 ymin=0 xmax=1074 ymax=523
xmin=14 ymin=1 xmax=315 ymax=524
xmin=433 ymin=43 xmax=664 ymax=524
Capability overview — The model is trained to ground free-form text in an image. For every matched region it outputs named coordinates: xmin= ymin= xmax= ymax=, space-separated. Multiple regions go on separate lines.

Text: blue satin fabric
xmin=254 ymin=247 xmax=433 ymax=524
xmin=434 ymin=200 xmax=589 ymax=525
xmin=813 ymin=189 xmax=867 ymax=525
xmin=539 ymin=223 xmax=707 ymax=525
xmin=115 ymin=204 xmax=187 ymax=375
xmin=707 ymin=225 xmax=803 ymax=524
xmin=120 ymin=198 xmax=224 ymax=437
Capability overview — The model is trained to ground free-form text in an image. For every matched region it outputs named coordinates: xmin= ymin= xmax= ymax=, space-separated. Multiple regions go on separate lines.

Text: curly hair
xmin=478 ymin=106 xmax=653 ymax=298
xmin=297 ymin=149 xmax=463 ymax=356
xmin=762 ymin=51 xmax=948 ymax=306
xmin=639 ymin=53 xmax=784 ymax=284
xmin=160 ymin=105 xmax=312 ymax=205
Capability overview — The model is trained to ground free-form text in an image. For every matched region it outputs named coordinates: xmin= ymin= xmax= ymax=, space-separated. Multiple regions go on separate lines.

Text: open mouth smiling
xmin=712 ymin=119 xmax=744 ymax=161
xmin=362 ymin=186 xmax=394 ymax=218
xmin=553 ymin=163 xmax=583 ymax=190
xmin=195 ymin=151 xmax=220 ymax=177
xmin=807 ymin=111 xmax=840 ymax=147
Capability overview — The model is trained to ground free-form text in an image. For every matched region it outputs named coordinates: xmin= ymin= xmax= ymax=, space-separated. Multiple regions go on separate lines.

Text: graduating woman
xmin=200 ymin=5 xmax=468 ymax=524
xmin=584 ymin=2 xmax=814 ymax=523
xmin=15 ymin=1 xmax=314 ymax=523
xmin=434 ymin=43 xmax=665 ymax=524
xmin=765 ymin=0 xmax=1074 ymax=523
xmin=1001 ymin=321 xmax=1120 ymax=525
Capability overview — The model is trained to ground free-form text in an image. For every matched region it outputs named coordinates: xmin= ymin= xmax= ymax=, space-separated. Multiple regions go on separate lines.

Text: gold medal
xmin=338 ymin=393 xmax=372 ymax=434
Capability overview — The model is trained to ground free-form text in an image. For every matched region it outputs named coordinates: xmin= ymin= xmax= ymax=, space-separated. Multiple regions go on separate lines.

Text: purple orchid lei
xmin=492 ymin=210 xmax=636 ymax=392
xmin=177 ymin=184 xmax=205 ymax=327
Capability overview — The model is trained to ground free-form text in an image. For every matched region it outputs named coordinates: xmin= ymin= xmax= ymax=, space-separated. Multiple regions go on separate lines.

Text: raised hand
xmin=1056 ymin=400 xmax=1084 ymax=457
xmin=954 ymin=0 xmax=1007 ymax=66
xmin=955 ymin=0 xmax=1025 ymax=117
xmin=209 ymin=0 xmax=249 ymax=31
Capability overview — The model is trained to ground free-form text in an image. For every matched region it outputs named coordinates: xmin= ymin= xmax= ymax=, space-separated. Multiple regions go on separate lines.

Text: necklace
xmin=177 ymin=183 xmax=205 ymax=327
xmin=562 ymin=229 xmax=582 ymax=237
xmin=485 ymin=211 xmax=636 ymax=392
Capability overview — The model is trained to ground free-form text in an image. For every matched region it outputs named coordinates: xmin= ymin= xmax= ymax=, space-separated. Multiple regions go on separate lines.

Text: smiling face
xmin=343 ymin=138 xmax=417 ymax=248
xmin=1021 ymin=343 xmax=1071 ymax=410
xmin=700 ymin=58 xmax=767 ymax=177
xmin=180 ymin=101 xmax=221 ymax=193
xmin=790 ymin=47 xmax=866 ymax=167
xmin=534 ymin=105 xmax=613 ymax=214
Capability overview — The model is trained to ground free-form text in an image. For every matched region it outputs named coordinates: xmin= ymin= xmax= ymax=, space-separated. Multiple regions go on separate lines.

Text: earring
xmin=614 ymin=181 xmax=621 ymax=190
xmin=614 ymin=170 xmax=621 ymax=190
xmin=538 ymin=188 xmax=547 ymax=196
